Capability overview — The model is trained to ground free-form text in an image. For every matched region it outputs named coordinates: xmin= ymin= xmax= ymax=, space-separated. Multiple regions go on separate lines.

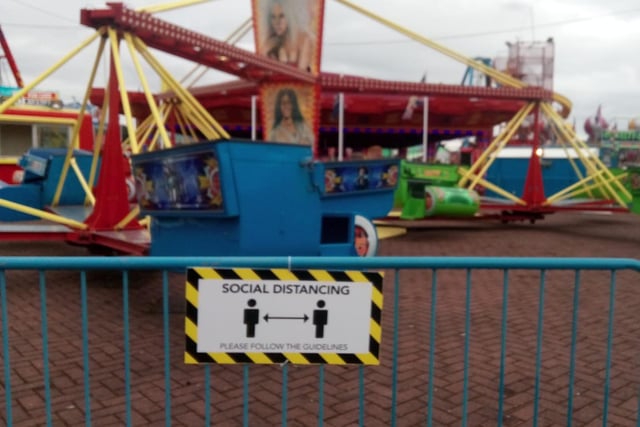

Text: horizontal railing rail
xmin=0 ymin=255 xmax=637 ymax=270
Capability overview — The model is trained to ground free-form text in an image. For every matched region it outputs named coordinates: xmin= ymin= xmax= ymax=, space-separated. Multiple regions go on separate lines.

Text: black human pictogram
xmin=244 ymin=299 xmax=260 ymax=338
xmin=312 ymin=300 xmax=328 ymax=338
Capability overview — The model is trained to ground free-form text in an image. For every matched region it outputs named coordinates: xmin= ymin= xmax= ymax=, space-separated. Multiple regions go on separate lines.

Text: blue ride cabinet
xmin=0 ymin=148 xmax=97 ymax=222
xmin=315 ymin=159 xmax=400 ymax=256
xmin=20 ymin=148 xmax=96 ymax=206
xmin=131 ymin=139 xmax=399 ymax=257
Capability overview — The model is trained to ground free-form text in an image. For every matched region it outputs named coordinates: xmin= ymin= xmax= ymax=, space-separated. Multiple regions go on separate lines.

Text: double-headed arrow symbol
xmin=263 ymin=313 xmax=309 ymax=322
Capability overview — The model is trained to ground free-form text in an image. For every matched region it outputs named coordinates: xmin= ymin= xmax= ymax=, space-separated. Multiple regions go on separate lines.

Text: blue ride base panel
xmin=131 ymin=139 xmax=399 ymax=257
xmin=0 ymin=148 xmax=96 ymax=222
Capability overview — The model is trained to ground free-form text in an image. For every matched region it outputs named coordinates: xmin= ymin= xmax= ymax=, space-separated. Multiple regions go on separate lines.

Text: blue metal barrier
xmin=0 ymin=256 xmax=639 ymax=426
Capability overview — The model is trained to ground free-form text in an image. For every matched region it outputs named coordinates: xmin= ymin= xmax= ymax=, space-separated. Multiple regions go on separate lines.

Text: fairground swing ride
xmin=0 ymin=0 xmax=631 ymax=256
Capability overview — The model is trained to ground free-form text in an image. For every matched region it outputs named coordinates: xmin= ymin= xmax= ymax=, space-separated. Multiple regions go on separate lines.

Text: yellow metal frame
xmin=116 ymin=205 xmax=141 ymax=231
xmin=0 ymin=30 xmax=105 ymax=226
xmin=458 ymin=102 xmax=535 ymax=189
xmin=0 ymin=116 xmax=76 ymax=126
xmin=86 ymin=79 xmax=110 ymax=207
xmin=0 ymin=0 xmax=629 ymax=233
xmin=0 ymin=1 xmax=233 ymax=233
xmin=0 ymin=198 xmax=87 ymax=230
xmin=341 ymin=1 xmax=631 ymax=209
xmin=52 ymin=33 xmax=108 ymax=207
xmin=0 ymin=157 xmax=19 ymax=165
xmin=550 ymin=125 xmax=588 ymax=190
xmin=174 ymin=105 xmax=199 ymax=143
xmin=544 ymin=169 xmax=604 ymax=205
xmin=69 ymin=158 xmax=96 ymax=206
xmin=122 ymin=31 xmax=171 ymax=152
xmin=334 ymin=0 xmax=572 ymax=117
xmin=541 ymin=103 xmax=631 ymax=206
xmin=181 ymin=16 xmax=252 ymax=88
xmin=109 ymin=28 xmax=141 ymax=155
xmin=133 ymin=36 xmax=230 ymax=139
xmin=547 ymin=172 xmax=628 ymax=204
xmin=137 ymin=0 xmax=213 ymax=14
xmin=458 ymin=167 xmax=526 ymax=206
xmin=0 ymin=31 xmax=102 ymax=115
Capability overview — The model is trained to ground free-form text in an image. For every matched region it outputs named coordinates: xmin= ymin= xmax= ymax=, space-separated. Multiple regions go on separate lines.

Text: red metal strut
xmin=83 ymin=44 xmax=141 ymax=231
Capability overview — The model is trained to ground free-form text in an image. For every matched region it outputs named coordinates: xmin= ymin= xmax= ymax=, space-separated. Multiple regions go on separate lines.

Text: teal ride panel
xmin=131 ymin=139 xmax=399 ymax=257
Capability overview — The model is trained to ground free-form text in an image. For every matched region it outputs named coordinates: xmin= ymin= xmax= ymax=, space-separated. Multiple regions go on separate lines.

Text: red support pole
xmin=169 ymin=108 xmax=176 ymax=147
xmin=0 ymin=26 xmax=24 ymax=88
xmin=84 ymin=45 xmax=141 ymax=231
xmin=521 ymin=102 xmax=546 ymax=206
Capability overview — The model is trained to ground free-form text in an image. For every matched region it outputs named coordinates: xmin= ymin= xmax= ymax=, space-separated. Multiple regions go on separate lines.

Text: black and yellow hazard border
xmin=185 ymin=268 xmax=383 ymax=365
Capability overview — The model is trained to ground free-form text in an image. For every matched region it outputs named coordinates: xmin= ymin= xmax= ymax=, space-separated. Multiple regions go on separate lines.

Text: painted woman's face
xmin=354 ymin=226 xmax=369 ymax=257
xmin=270 ymin=3 xmax=288 ymax=36
xmin=280 ymin=94 xmax=293 ymax=118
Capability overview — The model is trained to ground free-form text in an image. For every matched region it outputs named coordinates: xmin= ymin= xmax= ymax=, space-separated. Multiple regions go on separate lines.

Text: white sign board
xmin=198 ymin=279 xmax=371 ymax=354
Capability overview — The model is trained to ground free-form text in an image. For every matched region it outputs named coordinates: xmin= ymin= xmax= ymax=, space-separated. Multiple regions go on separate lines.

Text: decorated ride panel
xmin=320 ymin=160 xmax=399 ymax=196
xmin=316 ymin=158 xmax=400 ymax=221
xmin=131 ymin=142 xmax=237 ymax=217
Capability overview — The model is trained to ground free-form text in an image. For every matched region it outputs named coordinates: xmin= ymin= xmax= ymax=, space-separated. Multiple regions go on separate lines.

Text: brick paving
xmin=0 ymin=211 xmax=638 ymax=426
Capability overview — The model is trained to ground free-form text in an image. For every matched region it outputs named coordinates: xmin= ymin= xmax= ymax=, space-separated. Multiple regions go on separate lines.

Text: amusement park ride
xmin=0 ymin=0 xmax=633 ymax=256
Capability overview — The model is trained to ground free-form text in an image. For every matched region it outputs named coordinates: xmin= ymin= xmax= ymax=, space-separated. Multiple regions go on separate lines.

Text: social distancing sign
xmin=185 ymin=267 xmax=384 ymax=365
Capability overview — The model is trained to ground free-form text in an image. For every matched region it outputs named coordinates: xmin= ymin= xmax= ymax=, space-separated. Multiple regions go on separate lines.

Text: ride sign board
xmin=0 ymin=87 xmax=61 ymax=107
xmin=23 ymin=91 xmax=60 ymax=106
xmin=185 ymin=267 xmax=384 ymax=365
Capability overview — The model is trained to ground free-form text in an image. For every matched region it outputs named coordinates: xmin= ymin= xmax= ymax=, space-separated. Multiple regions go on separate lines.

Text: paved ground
xmin=0 ymin=211 xmax=639 ymax=426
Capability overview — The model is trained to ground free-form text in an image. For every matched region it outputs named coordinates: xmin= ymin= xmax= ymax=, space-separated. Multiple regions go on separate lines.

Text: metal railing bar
xmin=162 ymin=270 xmax=172 ymax=426
xmin=39 ymin=270 xmax=53 ymax=427
xmin=497 ymin=269 xmax=509 ymax=427
xmin=358 ymin=365 xmax=365 ymax=427
xmin=602 ymin=270 xmax=617 ymax=427
xmin=532 ymin=270 xmax=547 ymax=427
xmin=636 ymin=381 xmax=640 ymax=427
xmin=566 ymin=269 xmax=581 ymax=427
xmin=243 ymin=365 xmax=250 ymax=427
xmin=123 ymin=271 xmax=132 ymax=427
xmin=318 ymin=364 xmax=325 ymax=427
xmin=390 ymin=269 xmax=400 ymax=427
xmin=281 ymin=363 xmax=287 ymax=427
xmin=426 ymin=269 xmax=437 ymax=427
xmin=0 ymin=270 xmax=13 ymax=427
xmin=204 ymin=365 xmax=211 ymax=426
xmin=461 ymin=269 xmax=472 ymax=427
xmin=80 ymin=270 xmax=92 ymax=427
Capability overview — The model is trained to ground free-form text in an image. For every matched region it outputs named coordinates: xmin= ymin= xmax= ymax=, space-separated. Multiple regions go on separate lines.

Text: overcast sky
xmin=1 ymin=0 xmax=639 ymax=135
